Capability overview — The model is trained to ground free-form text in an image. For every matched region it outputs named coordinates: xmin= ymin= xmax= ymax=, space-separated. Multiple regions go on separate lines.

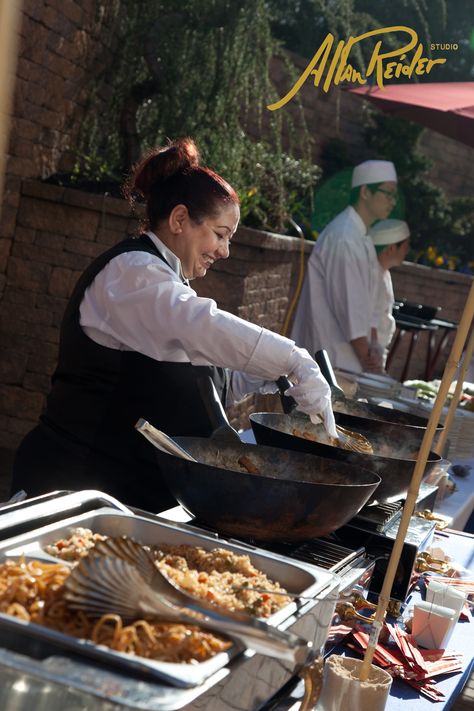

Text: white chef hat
xmin=351 ymin=160 xmax=397 ymax=188
xmin=369 ymin=219 xmax=410 ymax=246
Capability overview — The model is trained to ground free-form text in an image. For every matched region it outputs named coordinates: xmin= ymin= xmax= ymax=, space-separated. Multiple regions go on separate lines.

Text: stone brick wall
xmin=0 ymin=180 xmax=137 ymax=450
xmin=0 ymin=181 xmax=305 ymax=450
xmin=0 ymin=0 xmax=120 ymax=300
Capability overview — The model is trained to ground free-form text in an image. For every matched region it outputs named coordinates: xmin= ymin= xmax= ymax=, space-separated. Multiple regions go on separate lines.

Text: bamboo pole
xmin=0 ymin=0 xmax=23 ymax=219
xmin=434 ymin=325 xmax=474 ymax=457
xmin=359 ymin=278 xmax=474 ymax=681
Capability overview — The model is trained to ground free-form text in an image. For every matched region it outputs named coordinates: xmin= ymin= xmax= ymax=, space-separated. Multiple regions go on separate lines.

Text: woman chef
xmin=11 ymin=138 xmax=336 ymax=511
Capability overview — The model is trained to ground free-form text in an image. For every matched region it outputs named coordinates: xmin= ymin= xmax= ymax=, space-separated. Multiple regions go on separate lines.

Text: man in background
xmin=369 ymin=219 xmax=410 ymax=370
xmin=291 ymin=160 xmax=398 ymax=373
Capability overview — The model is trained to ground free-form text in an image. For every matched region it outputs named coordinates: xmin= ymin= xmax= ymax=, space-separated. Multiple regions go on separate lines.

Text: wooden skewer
xmin=359 ymin=279 xmax=474 ymax=682
xmin=0 ymin=0 xmax=22 ymax=219
xmin=434 ymin=324 xmax=474 ymax=456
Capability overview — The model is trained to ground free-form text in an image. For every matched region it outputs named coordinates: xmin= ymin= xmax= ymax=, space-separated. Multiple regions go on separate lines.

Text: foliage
xmin=68 ymin=0 xmax=321 ymax=236
xmin=362 ymin=111 xmax=474 ymax=269
xmin=239 ymin=143 xmax=321 ymax=233
xmin=414 ymin=245 xmax=474 ymax=275
xmin=267 ymin=0 xmax=473 ymax=81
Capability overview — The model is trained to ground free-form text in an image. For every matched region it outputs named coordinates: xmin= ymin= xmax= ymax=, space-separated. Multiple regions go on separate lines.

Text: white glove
xmin=229 ymin=371 xmax=279 ymax=404
xmin=258 ymin=381 xmax=281 ymax=395
xmin=286 ymin=346 xmax=337 ymax=438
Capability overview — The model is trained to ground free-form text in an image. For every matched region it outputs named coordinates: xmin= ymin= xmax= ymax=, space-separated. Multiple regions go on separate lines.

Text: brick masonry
xmin=0 ymin=0 xmax=121 ymax=296
xmin=0 ymin=181 xmax=303 ymax=449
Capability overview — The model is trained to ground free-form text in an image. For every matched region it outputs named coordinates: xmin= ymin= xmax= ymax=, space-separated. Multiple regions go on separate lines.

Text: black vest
xmin=43 ymin=234 xmax=227 ymax=464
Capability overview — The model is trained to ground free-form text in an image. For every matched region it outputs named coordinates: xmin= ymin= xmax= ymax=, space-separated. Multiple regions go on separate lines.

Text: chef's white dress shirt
xmin=290 ymin=206 xmax=380 ymax=373
xmin=79 ymin=231 xmax=294 ymax=402
xmin=375 ymin=263 xmax=396 ymax=367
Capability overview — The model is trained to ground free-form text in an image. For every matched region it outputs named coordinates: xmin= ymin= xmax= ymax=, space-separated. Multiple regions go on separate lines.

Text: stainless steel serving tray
xmin=0 ymin=507 xmax=335 ymax=689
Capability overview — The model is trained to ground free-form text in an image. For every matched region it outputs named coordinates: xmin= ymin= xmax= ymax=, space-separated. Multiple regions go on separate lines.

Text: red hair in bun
xmin=124 ymin=137 xmax=238 ymax=228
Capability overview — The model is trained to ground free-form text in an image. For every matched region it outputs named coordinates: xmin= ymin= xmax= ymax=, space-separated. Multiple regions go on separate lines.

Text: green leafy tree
xmin=68 ymin=0 xmax=321 ymax=235
xmin=267 ymin=0 xmax=473 ymax=81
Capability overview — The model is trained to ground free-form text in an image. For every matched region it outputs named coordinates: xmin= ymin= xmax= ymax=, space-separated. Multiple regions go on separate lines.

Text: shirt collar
xmin=346 ymin=205 xmax=369 ymax=237
xmin=145 ymin=230 xmax=188 ymax=283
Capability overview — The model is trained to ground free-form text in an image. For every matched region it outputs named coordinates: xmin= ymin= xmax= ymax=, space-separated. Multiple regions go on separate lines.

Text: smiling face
xmin=169 ymin=202 xmax=240 ymax=280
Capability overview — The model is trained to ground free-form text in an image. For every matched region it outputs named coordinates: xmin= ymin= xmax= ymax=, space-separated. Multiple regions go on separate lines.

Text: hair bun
xmin=158 ymin=137 xmax=200 ymax=179
xmin=172 ymin=137 xmax=200 ymax=170
xmin=125 ymin=137 xmax=200 ymax=202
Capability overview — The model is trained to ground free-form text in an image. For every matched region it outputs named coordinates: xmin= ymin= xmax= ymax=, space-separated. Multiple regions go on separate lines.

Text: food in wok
xmin=250 ymin=412 xmax=441 ymax=503
xmin=152 ymin=436 xmax=381 ymax=541
xmin=291 ymin=428 xmax=374 ymax=454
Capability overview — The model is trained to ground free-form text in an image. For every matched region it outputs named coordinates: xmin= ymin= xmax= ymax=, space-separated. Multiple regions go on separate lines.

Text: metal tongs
xmin=63 ymin=536 xmax=313 ymax=666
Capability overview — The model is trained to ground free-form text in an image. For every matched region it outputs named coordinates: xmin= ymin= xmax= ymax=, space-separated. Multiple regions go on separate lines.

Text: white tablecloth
xmin=435 ymin=458 xmax=474 ymax=531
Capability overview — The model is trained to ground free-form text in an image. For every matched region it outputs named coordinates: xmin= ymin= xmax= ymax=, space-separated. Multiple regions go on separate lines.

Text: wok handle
xmin=276 ymin=376 xmax=298 ymax=414
xmin=196 ymin=375 xmax=241 ymax=439
xmin=314 ymin=350 xmax=345 ymax=398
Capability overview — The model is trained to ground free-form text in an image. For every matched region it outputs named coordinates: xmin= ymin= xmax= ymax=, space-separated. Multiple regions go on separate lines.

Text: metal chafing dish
xmin=0 ymin=490 xmax=340 ymax=711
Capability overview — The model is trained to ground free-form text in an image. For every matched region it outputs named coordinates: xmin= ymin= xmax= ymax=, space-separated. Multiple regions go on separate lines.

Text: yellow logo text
xmin=268 ymin=26 xmax=446 ymax=111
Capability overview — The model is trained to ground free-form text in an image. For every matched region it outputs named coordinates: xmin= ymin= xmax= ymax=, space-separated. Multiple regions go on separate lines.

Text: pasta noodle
xmin=0 ymin=559 xmax=231 ymax=663
xmin=1 ymin=534 xmax=293 ymax=663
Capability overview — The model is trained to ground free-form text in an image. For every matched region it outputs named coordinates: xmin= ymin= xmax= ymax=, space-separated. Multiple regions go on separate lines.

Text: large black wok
xmin=249 ymin=411 xmax=441 ymax=503
xmin=313 ymin=350 xmax=444 ymax=433
xmin=153 ymin=437 xmax=380 ymax=542
xmin=333 ymin=398 xmax=442 ymax=433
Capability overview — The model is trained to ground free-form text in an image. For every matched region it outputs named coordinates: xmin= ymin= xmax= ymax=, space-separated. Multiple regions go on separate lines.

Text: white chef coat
xmin=375 ymin=263 xmax=396 ymax=366
xmin=79 ymin=231 xmax=295 ymax=401
xmin=290 ymin=206 xmax=380 ymax=373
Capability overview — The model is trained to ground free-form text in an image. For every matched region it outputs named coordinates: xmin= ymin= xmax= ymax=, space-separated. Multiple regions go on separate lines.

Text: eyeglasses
xmin=375 ymin=187 xmax=398 ymax=201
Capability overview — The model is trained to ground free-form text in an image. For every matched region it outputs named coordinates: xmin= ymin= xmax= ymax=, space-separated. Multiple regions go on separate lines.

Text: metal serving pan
xmin=0 ymin=508 xmax=335 ymax=689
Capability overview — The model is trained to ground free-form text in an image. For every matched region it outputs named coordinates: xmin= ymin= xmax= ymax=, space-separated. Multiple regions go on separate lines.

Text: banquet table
xmin=386 ymin=314 xmax=439 ymax=382
xmin=435 ymin=458 xmax=474 ymax=532
xmin=272 ymin=527 xmax=474 ymax=711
